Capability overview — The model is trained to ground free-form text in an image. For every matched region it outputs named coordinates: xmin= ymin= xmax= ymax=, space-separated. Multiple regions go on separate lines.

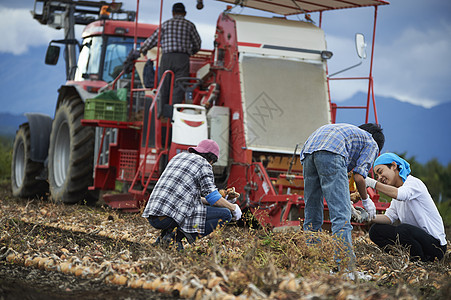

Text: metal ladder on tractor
xmin=127 ymin=69 xmax=175 ymax=200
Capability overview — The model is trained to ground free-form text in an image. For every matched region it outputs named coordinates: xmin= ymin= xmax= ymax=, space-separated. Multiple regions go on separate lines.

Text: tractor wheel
xmin=48 ymin=96 xmax=95 ymax=204
xmin=11 ymin=123 xmax=49 ymax=198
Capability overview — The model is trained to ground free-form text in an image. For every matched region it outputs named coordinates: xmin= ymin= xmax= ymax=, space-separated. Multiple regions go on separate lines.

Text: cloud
xmin=0 ymin=6 xmax=62 ymax=55
xmin=374 ymin=23 xmax=451 ymax=108
xmin=133 ymin=1 xmax=219 ymax=50
xmin=322 ymin=17 xmax=451 ymax=108
xmin=195 ymin=22 xmax=217 ymax=49
xmin=324 ymin=34 xmax=372 ymax=103
xmin=1 ymin=0 xmax=450 ymax=111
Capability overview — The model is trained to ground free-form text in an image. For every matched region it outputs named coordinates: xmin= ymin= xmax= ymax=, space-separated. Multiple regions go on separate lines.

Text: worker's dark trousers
xmin=147 ymin=216 xmax=189 ymax=245
xmin=158 ymin=52 xmax=190 ymax=117
xmin=202 ymin=206 xmax=232 ymax=237
xmin=148 ymin=216 xmax=178 ymax=237
xmin=147 ymin=206 xmax=231 ymax=245
xmin=369 ymin=223 xmax=446 ymax=262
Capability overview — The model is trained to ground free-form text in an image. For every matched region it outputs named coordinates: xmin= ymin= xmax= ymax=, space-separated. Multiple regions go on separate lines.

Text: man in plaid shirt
xmin=300 ymin=123 xmax=384 ymax=270
xmin=142 ymin=139 xmax=242 ymax=250
xmin=140 ymin=2 xmax=202 ymax=118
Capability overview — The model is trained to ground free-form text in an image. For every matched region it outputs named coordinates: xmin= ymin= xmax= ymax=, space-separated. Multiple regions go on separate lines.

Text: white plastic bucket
xmin=172 ymin=104 xmax=208 ymax=145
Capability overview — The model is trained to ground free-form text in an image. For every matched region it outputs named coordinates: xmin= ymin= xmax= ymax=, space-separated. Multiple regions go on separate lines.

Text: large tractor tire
xmin=48 ymin=96 xmax=95 ymax=204
xmin=11 ymin=123 xmax=49 ymax=198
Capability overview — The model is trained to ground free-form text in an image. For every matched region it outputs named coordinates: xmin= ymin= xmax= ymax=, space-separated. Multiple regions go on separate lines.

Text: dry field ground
xmin=0 ymin=181 xmax=450 ymax=300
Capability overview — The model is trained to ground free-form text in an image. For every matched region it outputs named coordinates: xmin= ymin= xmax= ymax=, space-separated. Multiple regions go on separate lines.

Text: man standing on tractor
xmin=300 ymin=123 xmax=385 ymax=272
xmin=139 ymin=2 xmax=202 ymax=119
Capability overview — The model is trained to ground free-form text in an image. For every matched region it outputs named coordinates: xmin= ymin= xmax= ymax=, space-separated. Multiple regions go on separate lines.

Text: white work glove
xmin=350 ymin=201 xmax=370 ymax=223
xmin=361 ymin=197 xmax=376 ymax=219
xmin=225 ymin=194 xmax=236 ymax=204
xmin=232 ymin=204 xmax=242 ymax=221
xmin=365 ymin=177 xmax=377 ymax=189
xmin=350 ymin=201 xmax=362 ymax=222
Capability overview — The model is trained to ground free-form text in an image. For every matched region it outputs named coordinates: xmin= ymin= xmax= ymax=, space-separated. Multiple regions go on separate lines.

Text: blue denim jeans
xmin=147 ymin=206 xmax=232 ymax=240
xmin=302 ymin=151 xmax=355 ymax=265
xmin=202 ymin=206 xmax=232 ymax=237
xmin=148 ymin=216 xmax=178 ymax=232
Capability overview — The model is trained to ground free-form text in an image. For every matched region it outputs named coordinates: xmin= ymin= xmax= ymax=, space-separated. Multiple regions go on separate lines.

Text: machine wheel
xmin=11 ymin=123 xmax=49 ymax=198
xmin=48 ymin=96 xmax=95 ymax=204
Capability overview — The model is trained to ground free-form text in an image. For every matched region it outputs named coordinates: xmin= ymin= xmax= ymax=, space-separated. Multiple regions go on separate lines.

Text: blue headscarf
xmin=374 ymin=153 xmax=411 ymax=182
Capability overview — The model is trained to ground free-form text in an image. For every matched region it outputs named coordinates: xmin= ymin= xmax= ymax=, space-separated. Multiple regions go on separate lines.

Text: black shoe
xmin=175 ymin=229 xmax=196 ymax=244
xmin=161 ymin=231 xmax=176 ymax=248
xmin=152 ymin=236 xmax=162 ymax=246
xmin=153 ymin=229 xmax=175 ymax=247
xmin=176 ymin=241 xmax=184 ymax=252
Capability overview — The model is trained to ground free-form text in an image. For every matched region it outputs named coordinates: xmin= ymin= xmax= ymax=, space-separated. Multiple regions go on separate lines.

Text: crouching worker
xmin=142 ymin=139 xmax=242 ymax=251
xmin=366 ymin=153 xmax=447 ymax=262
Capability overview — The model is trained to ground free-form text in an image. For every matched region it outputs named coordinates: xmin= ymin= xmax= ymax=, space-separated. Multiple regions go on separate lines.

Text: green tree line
xmin=0 ymin=136 xmax=12 ymax=182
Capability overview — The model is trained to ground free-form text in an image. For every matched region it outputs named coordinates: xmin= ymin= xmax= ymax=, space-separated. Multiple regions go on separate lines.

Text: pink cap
xmin=188 ymin=139 xmax=220 ymax=158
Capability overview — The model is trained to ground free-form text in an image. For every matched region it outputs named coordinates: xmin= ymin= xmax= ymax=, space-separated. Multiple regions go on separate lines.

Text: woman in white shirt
xmin=365 ymin=153 xmax=447 ymax=262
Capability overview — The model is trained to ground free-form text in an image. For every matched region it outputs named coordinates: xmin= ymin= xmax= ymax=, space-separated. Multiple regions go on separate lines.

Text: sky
xmin=0 ymin=0 xmax=450 ymax=115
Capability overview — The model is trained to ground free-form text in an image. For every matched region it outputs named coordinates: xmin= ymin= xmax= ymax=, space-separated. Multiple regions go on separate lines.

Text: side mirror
xmin=329 ymin=33 xmax=366 ymax=77
xmin=45 ymin=45 xmax=60 ymax=65
xmin=355 ymin=33 xmax=367 ymax=59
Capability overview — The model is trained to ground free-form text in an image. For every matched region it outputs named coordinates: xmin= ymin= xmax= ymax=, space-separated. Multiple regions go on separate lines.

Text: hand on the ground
xmin=365 ymin=177 xmax=377 ymax=189
xmin=232 ymin=204 xmax=242 ymax=221
xmin=362 ymin=197 xmax=376 ymax=219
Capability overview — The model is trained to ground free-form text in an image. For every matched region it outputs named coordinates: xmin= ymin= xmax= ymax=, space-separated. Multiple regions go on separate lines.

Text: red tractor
xmin=12 ymin=0 xmax=390 ymax=230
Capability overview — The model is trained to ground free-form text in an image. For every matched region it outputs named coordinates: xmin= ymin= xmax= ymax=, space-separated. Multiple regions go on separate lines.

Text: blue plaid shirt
xmin=142 ymin=152 xmax=216 ymax=234
xmin=141 ymin=15 xmax=201 ymax=55
xmin=300 ymin=123 xmax=379 ymax=177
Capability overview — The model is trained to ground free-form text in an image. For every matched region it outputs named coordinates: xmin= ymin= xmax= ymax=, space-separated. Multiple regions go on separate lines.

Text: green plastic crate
xmin=84 ymin=98 xmax=127 ymax=122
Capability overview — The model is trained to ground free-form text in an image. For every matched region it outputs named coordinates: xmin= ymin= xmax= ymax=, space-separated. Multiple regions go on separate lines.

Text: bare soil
xmin=0 ymin=181 xmax=449 ymax=299
xmin=0 ymin=183 xmax=178 ymax=300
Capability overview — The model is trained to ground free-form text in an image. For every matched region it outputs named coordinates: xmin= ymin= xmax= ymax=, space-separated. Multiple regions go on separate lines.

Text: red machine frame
xmin=81 ymin=0 xmax=390 ymax=229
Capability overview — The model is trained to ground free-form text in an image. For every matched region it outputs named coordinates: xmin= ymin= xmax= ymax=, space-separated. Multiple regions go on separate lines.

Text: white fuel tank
xmin=172 ymin=104 xmax=208 ymax=146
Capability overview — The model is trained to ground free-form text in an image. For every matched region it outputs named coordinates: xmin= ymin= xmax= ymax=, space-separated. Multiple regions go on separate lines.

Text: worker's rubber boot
xmin=152 ymin=228 xmax=166 ymax=246
xmin=162 ymin=232 xmax=176 ymax=248
xmin=153 ymin=229 xmax=175 ymax=247
xmin=174 ymin=231 xmax=185 ymax=251
xmin=174 ymin=229 xmax=196 ymax=252
xmin=152 ymin=236 xmax=161 ymax=246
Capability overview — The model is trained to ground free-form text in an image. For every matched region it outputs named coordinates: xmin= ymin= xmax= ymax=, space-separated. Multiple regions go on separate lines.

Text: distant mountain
xmin=335 ymin=93 xmax=451 ymax=165
xmin=0 ymin=113 xmax=27 ymax=138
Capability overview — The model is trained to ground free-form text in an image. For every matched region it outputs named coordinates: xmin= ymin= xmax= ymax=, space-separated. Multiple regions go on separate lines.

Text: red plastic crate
xmin=118 ymin=150 xmax=138 ymax=181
